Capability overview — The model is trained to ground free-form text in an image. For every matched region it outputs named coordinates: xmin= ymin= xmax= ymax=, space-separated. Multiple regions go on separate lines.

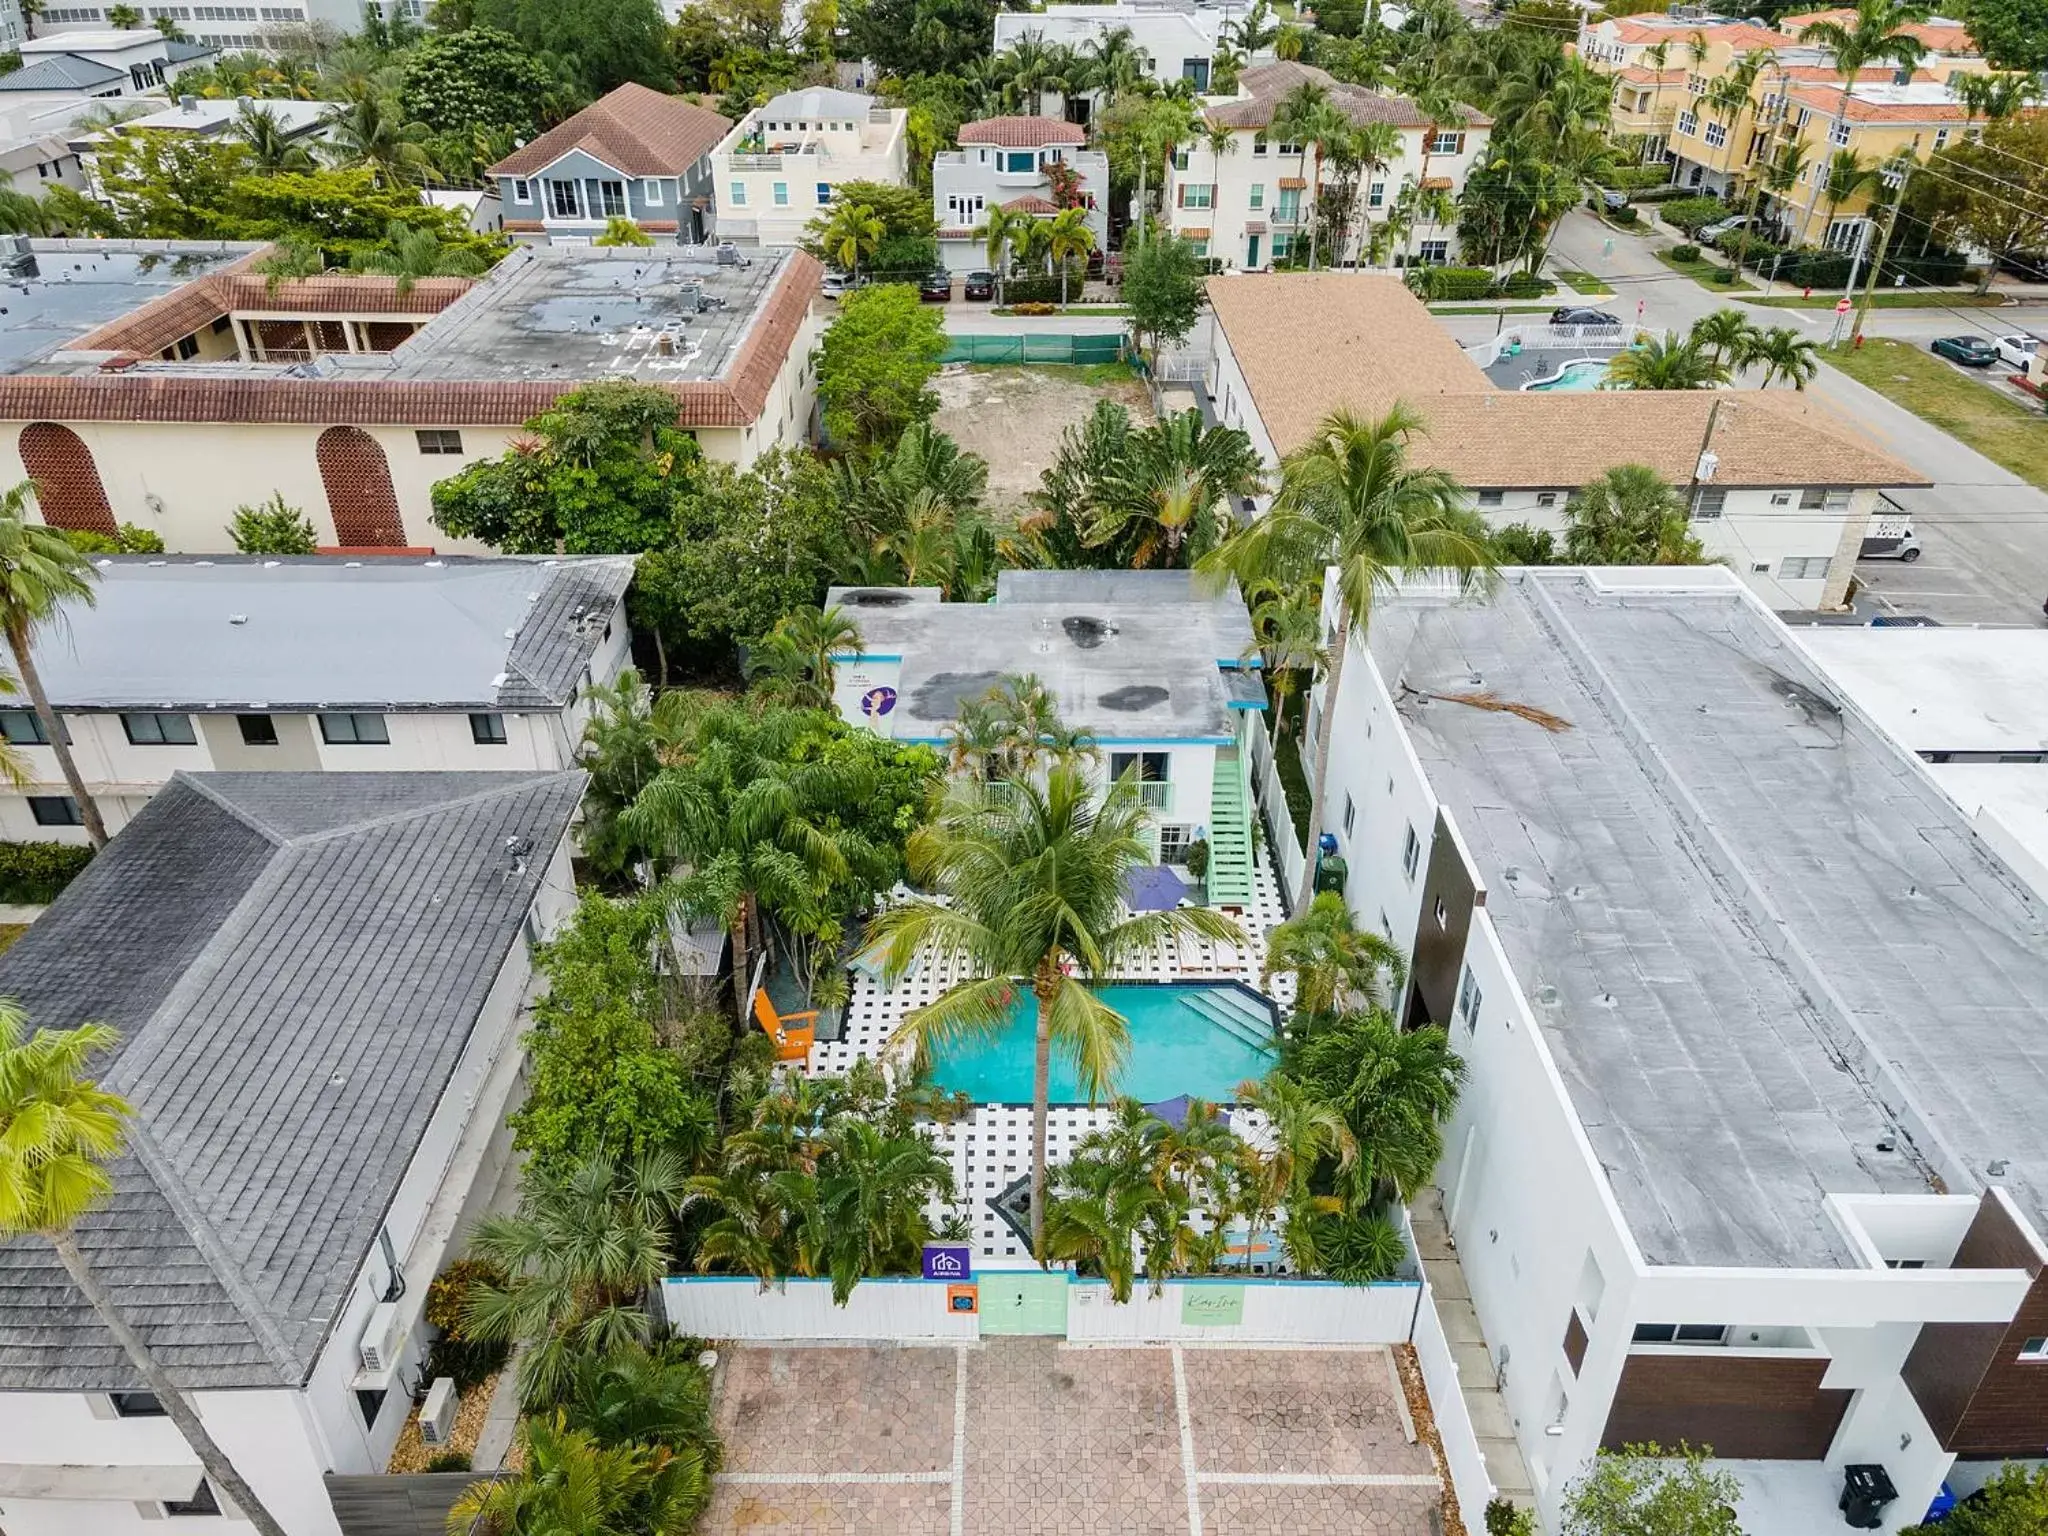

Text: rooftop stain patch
xmin=1099 ymin=684 xmax=1170 ymax=712
xmin=1062 ymin=616 xmax=1118 ymax=649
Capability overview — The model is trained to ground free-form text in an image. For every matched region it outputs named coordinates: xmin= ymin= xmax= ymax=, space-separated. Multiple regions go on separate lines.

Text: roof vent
xmin=228 ymin=613 xmax=248 ymax=625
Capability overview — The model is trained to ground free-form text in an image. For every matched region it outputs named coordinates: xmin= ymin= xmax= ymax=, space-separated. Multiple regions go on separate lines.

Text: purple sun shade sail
xmin=1123 ymin=864 xmax=1189 ymax=912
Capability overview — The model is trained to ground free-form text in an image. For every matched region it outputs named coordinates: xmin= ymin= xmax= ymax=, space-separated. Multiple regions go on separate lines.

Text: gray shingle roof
xmin=32 ymin=555 xmax=635 ymax=713
xmin=0 ymin=770 xmax=585 ymax=1390
xmin=0 ymin=55 xmax=125 ymax=91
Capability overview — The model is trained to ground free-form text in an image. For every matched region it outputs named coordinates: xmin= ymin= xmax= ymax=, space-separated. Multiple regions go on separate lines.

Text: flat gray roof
xmin=34 ymin=555 xmax=633 ymax=712
xmin=0 ymin=240 xmax=256 ymax=375
xmin=0 ymin=770 xmax=585 ymax=1389
xmin=831 ymin=575 xmax=1257 ymax=744
xmin=1369 ymin=571 xmax=2048 ymax=1269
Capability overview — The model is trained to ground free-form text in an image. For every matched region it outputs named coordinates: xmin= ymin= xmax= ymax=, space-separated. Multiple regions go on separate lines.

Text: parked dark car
xmin=1551 ymin=307 xmax=1623 ymax=327
xmin=1931 ymin=335 xmax=1998 ymax=367
xmin=918 ymin=271 xmax=954 ymax=302
xmin=963 ymin=269 xmax=996 ymax=301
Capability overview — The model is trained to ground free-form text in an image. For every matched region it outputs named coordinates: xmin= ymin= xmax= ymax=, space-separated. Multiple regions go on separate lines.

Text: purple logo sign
xmin=922 ymin=1244 xmax=971 ymax=1281
xmin=861 ymin=686 xmax=898 ymax=719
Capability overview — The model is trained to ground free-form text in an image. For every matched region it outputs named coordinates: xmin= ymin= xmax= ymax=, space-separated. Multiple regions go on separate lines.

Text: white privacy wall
xmin=1064 ymin=1278 xmax=1419 ymax=1343
xmin=663 ymin=1277 xmax=981 ymax=1342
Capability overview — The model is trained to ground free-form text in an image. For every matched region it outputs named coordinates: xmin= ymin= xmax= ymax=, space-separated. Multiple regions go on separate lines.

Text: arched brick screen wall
xmin=19 ymin=423 xmax=115 ymax=536
xmin=316 ymin=427 xmax=407 ymax=548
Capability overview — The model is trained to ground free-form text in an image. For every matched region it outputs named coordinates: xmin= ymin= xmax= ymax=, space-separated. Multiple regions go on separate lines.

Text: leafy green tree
xmin=1563 ymin=465 xmax=1705 ymax=566
xmin=1489 ymin=523 xmax=1558 ymax=564
xmin=431 ymin=381 xmax=704 ymax=553
xmin=805 ymin=179 xmax=936 ymax=247
xmin=449 ymin=1411 xmax=709 ymax=1535
xmin=594 ymin=215 xmax=654 ymax=247
xmin=1954 ymin=0 xmax=2048 ymax=71
xmin=842 ymin=0 xmax=1002 ymax=78
xmin=1295 ymin=1008 xmax=1466 ymax=1206
xmin=1907 ymin=1464 xmax=2048 ymax=1535
xmin=0 ymin=483 xmax=105 ymax=845
xmin=59 ymin=523 xmax=161 ymax=555
xmin=1120 ymin=229 xmax=1207 ymax=360
xmin=399 ymin=25 xmax=554 ymax=136
xmin=815 ymin=283 xmax=947 ymax=457
xmin=1261 ymin=892 xmax=1408 ymax=1019
xmin=0 ymin=1007 xmax=292 ymax=1536
xmin=227 ymin=493 xmax=317 ymax=554
xmin=1559 ymin=1444 xmax=1745 ymax=1536
xmin=871 ymin=765 xmax=1244 ymax=1253
xmin=1907 ymin=118 xmax=2048 ymax=286
xmin=471 ymin=0 xmax=672 ymax=95
xmin=1602 ymin=331 xmax=1729 ymax=391
xmin=748 ymin=604 xmax=860 ymax=711
xmin=577 ymin=669 xmax=663 ymax=880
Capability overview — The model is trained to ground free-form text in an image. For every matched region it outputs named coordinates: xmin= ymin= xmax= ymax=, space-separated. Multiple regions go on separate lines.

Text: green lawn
xmin=1556 ymin=268 xmax=1616 ymax=297
xmin=1652 ymin=247 xmax=1757 ymax=291
xmin=0 ymin=924 xmax=27 ymax=957
xmin=1429 ymin=303 xmax=1560 ymax=315
xmin=1745 ymin=290 xmax=2007 ymax=310
xmin=1825 ymin=338 xmax=2048 ymax=491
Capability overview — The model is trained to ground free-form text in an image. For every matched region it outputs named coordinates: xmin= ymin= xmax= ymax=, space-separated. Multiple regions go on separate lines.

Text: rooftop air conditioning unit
xmin=418 ymin=1378 xmax=458 ymax=1446
xmin=357 ymin=1300 xmax=406 ymax=1376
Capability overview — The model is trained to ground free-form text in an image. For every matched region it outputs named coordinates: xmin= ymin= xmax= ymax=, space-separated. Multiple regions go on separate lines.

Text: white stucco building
xmin=0 ymin=767 xmax=584 ymax=1536
xmin=710 ymin=86 xmax=908 ymax=249
xmin=0 ymin=554 xmax=631 ymax=843
xmin=1164 ymin=62 xmax=1491 ymax=268
xmin=1306 ymin=565 xmax=2048 ymax=1534
xmin=993 ymin=0 xmax=1228 ymax=120
xmin=932 ymin=116 xmax=1108 ymax=274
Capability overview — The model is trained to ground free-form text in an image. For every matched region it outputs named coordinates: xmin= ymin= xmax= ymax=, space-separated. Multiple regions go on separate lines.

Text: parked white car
xmin=1994 ymin=333 xmax=2040 ymax=370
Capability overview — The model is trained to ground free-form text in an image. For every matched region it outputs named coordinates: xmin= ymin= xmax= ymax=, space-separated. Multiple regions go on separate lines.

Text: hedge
xmin=0 ymin=841 xmax=92 ymax=904
xmin=1609 ymin=205 xmax=1640 ymax=225
xmin=1730 ymin=241 xmax=1970 ymax=289
xmin=1631 ymin=183 xmax=1703 ymax=205
xmin=1598 ymin=165 xmax=1677 ymax=191
xmin=1407 ymin=266 xmax=1556 ymax=301
xmin=1659 ymin=196 xmax=1731 ymax=235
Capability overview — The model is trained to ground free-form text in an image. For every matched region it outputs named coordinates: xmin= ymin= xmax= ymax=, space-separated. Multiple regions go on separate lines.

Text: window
xmin=237 ymin=714 xmax=277 ymax=746
xmin=1686 ymin=72 xmax=1705 ymax=95
xmin=110 ymin=1391 xmax=165 ymax=1417
xmin=596 ymin=180 xmax=626 ymax=217
xmin=1005 ymin=151 xmax=1035 ymax=173
xmin=1780 ymin=556 xmax=1832 ymax=581
xmin=1252 ymin=133 xmax=1268 ymax=156
xmin=729 ymin=181 xmax=747 ymax=206
xmin=1367 ymin=180 xmax=1384 ymax=208
xmin=1172 ymin=147 xmax=1190 ymax=171
xmin=547 ymin=179 xmax=580 ymax=218
xmin=173 ymin=334 xmax=200 ymax=360
xmin=470 ymin=712 xmax=508 ymax=745
xmin=1886 ymin=1258 xmax=1927 ymax=1269
xmin=1157 ymin=822 xmax=1195 ymax=863
xmin=1181 ymin=57 xmax=1209 ymax=91
xmin=1271 ymin=234 xmax=1293 ymax=259
xmin=643 ymin=178 xmax=663 ymax=206
xmin=1933 ymin=127 xmax=1949 ymax=150
xmin=415 ymin=429 xmax=463 ymax=455
xmin=1429 ymin=130 xmax=1463 ymax=154
xmin=122 ymin=712 xmax=196 ymax=746
xmin=1419 ymin=239 xmax=1449 ymax=262
xmin=1342 ymin=793 xmax=1355 ymax=837
xmin=1248 ymin=183 xmax=1264 ymax=209
xmin=1770 ymin=491 xmax=1791 ymax=506
xmin=1477 ymin=489 xmax=1504 ymax=508
xmin=512 ymin=178 xmax=530 ymax=203
xmin=319 ymin=712 xmax=389 ymax=745
xmin=772 ymin=181 xmax=789 ymax=206
xmin=0 ymin=709 xmax=46 ymax=745
xmin=164 ymin=1480 xmax=221 ymax=1517
xmin=1675 ymin=109 xmax=1698 ymax=137
xmin=1275 ymin=187 xmax=1301 ymax=222
xmin=29 ymin=795 xmax=81 ymax=827
xmin=1457 ymin=965 xmax=1482 ymax=1030
xmin=1276 ymin=140 xmax=1301 ymax=156
xmin=356 ymin=1387 xmax=388 ymax=1431
xmin=816 ymin=182 xmax=832 ymax=204
xmin=1704 ymin=120 xmax=1727 ymax=148
xmin=1536 ymin=491 xmax=1558 ymax=508
xmin=1178 ymin=183 xmax=1214 ymax=209
xmin=1401 ymin=823 xmax=1420 ymax=880
xmin=1692 ymin=488 xmax=1726 ymax=520
xmin=1187 ymin=239 xmax=1209 ymax=258
xmin=2019 ymin=1337 xmax=2048 ymax=1361
xmin=1109 ymin=751 xmax=1169 ymax=783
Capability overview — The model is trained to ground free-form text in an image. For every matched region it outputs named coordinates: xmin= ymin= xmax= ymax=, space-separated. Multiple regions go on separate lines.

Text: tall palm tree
xmin=1602 ymin=330 xmax=1730 ymax=390
xmin=0 ymin=1008 xmax=290 ymax=1536
xmin=1348 ymin=119 xmax=1401 ymax=266
xmin=0 ymin=483 xmax=105 ymax=846
xmin=1004 ymin=34 xmax=1056 ymax=117
xmin=1562 ymin=464 xmax=1703 ymax=565
xmin=1243 ymin=578 xmax=1324 ymax=743
xmin=462 ymin=1152 xmax=687 ymax=1409
xmin=1952 ymin=70 xmax=2035 ymax=122
xmin=871 ymin=766 xmax=1244 ymax=1253
xmin=817 ymin=199 xmax=883 ymax=282
xmin=1198 ymin=404 xmax=1495 ymax=912
xmin=1641 ymin=40 xmax=1672 ymax=164
xmin=320 ymin=88 xmax=431 ymax=187
xmin=449 ymin=1412 xmax=699 ymax=1535
xmin=1796 ymin=0 xmax=1929 ymax=246
xmin=1817 ymin=149 xmax=1880 ymax=253
xmin=1088 ymin=409 xmax=1264 ymax=567
xmin=346 ymin=222 xmax=486 ymax=297
xmin=1046 ymin=204 xmax=1096 ymax=304
xmin=1753 ymin=324 xmax=1821 ymax=389
xmin=1296 ymin=1006 xmax=1465 ymax=1206
xmin=747 ymin=604 xmax=860 ymax=711
xmin=1082 ymin=26 xmax=1142 ymax=110
xmin=1690 ymin=306 xmax=1758 ymax=367
xmin=1260 ymin=891 xmax=1408 ymax=1017
xmin=1400 ymin=78 xmax=1465 ymax=268
xmin=232 ymin=103 xmax=314 ymax=172
xmin=975 ymin=204 xmax=1028 ymax=303
xmin=1272 ymin=80 xmax=1330 ymax=258
xmin=1294 ymin=101 xmax=1353 ymax=270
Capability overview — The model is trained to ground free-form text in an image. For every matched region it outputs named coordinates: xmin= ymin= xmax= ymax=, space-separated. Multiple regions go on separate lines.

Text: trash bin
xmin=1313 ymin=853 xmax=1348 ymax=895
xmin=1840 ymin=1464 xmax=1898 ymax=1530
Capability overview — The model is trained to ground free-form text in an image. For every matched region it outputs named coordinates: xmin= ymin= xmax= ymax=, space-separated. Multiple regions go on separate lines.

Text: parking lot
xmin=701 ymin=1339 xmax=1443 ymax=1536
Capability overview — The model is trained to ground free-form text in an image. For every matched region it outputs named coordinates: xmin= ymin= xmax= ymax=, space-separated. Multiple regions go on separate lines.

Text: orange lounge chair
xmin=753 ymin=989 xmax=818 ymax=1063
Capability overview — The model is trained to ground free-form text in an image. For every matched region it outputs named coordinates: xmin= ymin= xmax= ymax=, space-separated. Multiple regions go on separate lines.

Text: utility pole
xmin=1687 ymin=396 xmax=1729 ymax=517
xmin=1848 ymin=159 xmax=1912 ymax=348
xmin=1827 ymin=227 xmax=1871 ymax=348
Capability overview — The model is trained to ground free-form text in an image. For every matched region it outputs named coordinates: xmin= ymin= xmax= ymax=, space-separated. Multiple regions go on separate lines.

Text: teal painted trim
xmin=830 ymin=652 xmax=902 ymax=662
xmin=1217 ymin=658 xmax=1265 ymax=669
xmin=1100 ymin=736 xmax=1231 ymax=746
xmin=1225 ymin=700 xmax=1266 ymax=710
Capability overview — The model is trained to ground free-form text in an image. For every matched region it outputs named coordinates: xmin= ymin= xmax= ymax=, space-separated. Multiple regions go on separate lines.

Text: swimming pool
xmin=924 ymin=983 xmax=1278 ymax=1104
xmin=1526 ymin=359 xmax=1614 ymax=391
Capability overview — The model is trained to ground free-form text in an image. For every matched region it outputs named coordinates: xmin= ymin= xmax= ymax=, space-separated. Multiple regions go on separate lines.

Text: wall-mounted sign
xmin=1180 ymin=1285 xmax=1245 ymax=1327
xmin=861 ymin=686 xmax=898 ymax=719
xmin=922 ymin=1243 xmax=971 ymax=1281
xmin=947 ymin=1284 xmax=979 ymax=1313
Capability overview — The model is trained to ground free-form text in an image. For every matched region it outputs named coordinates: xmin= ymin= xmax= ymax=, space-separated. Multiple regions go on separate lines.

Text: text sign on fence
xmin=1180 ymin=1285 xmax=1246 ymax=1326
xmin=922 ymin=1244 xmax=972 ymax=1281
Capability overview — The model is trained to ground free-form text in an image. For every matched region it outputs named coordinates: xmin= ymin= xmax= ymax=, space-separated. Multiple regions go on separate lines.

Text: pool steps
xmin=1178 ymin=986 xmax=1278 ymax=1056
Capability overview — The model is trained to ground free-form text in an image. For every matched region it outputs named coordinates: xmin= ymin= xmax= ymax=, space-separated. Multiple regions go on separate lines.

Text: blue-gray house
xmin=489 ymin=83 xmax=730 ymax=245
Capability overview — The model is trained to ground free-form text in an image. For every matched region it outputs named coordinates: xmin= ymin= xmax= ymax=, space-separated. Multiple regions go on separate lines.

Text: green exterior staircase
xmin=1206 ymin=747 xmax=1255 ymax=905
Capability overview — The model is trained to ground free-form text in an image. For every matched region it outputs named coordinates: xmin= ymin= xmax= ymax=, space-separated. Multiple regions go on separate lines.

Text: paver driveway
xmin=702 ymin=1338 xmax=1443 ymax=1536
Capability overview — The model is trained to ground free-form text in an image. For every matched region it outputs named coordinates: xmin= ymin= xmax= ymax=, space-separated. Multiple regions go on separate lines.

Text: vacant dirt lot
xmin=701 ymin=1338 xmax=1442 ymax=1536
xmin=931 ymin=364 xmax=1156 ymax=512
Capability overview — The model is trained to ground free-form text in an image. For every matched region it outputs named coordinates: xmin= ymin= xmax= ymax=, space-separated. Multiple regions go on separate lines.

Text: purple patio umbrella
xmin=1122 ymin=864 xmax=1188 ymax=912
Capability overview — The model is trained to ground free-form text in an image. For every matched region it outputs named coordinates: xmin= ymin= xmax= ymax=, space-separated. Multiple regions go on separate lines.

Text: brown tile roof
xmin=65 ymin=245 xmax=269 ymax=357
xmin=1206 ymin=272 xmax=1925 ymax=489
xmin=958 ymin=115 xmax=1086 ymax=148
xmin=1000 ymin=194 xmax=1060 ymax=214
xmin=1781 ymin=9 xmax=1981 ymax=52
xmin=1610 ymin=18 xmax=1793 ymax=47
xmin=0 ymin=252 xmax=822 ymax=430
xmin=488 ymin=84 xmax=731 ymax=179
xmin=1204 ymin=62 xmax=1490 ymax=133
xmin=1617 ymin=66 xmax=1689 ymax=85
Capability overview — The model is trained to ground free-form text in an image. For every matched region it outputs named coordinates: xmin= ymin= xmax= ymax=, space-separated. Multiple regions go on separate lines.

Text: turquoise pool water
xmin=1526 ymin=359 xmax=1613 ymax=391
xmin=925 ymin=983 xmax=1277 ymax=1104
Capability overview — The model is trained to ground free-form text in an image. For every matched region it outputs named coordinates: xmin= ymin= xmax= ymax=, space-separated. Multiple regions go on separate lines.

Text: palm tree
xmin=1953 ymin=70 xmax=2035 ymax=122
xmin=1817 ymin=149 xmax=1880 ymax=253
xmin=747 ymin=604 xmax=860 ymax=711
xmin=0 ymin=483 xmax=105 ymax=846
xmin=1274 ymin=24 xmax=1307 ymax=60
xmin=1046 ymin=204 xmax=1095 ymax=305
xmin=1295 ymin=1007 xmax=1465 ymax=1206
xmin=1198 ymin=404 xmax=1495 ymax=912
xmin=1041 ymin=1149 xmax=1159 ymax=1302
xmin=232 ymin=103 xmax=314 ymax=172
xmin=1004 ymin=34 xmax=1056 ymax=117
xmin=797 ymin=1118 xmax=955 ymax=1302
xmin=1273 ymin=80 xmax=1330 ymax=256
xmin=1081 ymin=25 xmax=1142 ymax=110
xmin=818 ymin=199 xmax=883 ymax=281
xmin=975 ymin=204 xmax=1028 ymax=303
xmin=1602 ymin=330 xmax=1730 ymax=390
xmin=1087 ymin=409 xmax=1264 ymax=568
xmin=871 ymin=766 xmax=1244 ymax=1254
xmin=561 ymin=1346 xmax=715 ymax=1458
xmin=1243 ymin=579 xmax=1324 ymax=743
xmin=1226 ymin=0 xmax=1278 ymax=56
xmin=1796 ymin=0 xmax=1929 ymax=246
xmin=0 ymin=1007 xmax=291 ymax=1536
xmin=1348 ymin=119 xmax=1401 ymax=266
xmin=347 ymin=222 xmax=486 ymax=297
xmin=594 ymin=216 xmax=654 ymax=247
xmin=462 ymin=1152 xmax=687 ymax=1409
xmin=449 ymin=1412 xmax=702 ymax=1535
xmin=1562 ymin=464 xmax=1703 ymax=565
xmin=1294 ymin=100 xmax=1353 ymax=270
xmin=1233 ymin=1070 xmax=1357 ymax=1219
xmin=1641 ymin=40 xmax=1672 ymax=164
xmin=320 ymin=88 xmax=431 ymax=187
xmin=105 ymin=2 xmax=140 ymax=24
xmin=1752 ymin=324 xmax=1821 ymax=389
xmin=1399 ymin=78 xmax=1465 ymax=268
xmin=1261 ymin=891 xmax=1408 ymax=1017
xmin=1690 ymin=306 xmax=1758 ymax=367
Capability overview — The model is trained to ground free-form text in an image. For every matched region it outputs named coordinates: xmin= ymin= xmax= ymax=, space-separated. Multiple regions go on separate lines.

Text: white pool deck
xmin=805 ymin=856 xmax=1295 ymax=1265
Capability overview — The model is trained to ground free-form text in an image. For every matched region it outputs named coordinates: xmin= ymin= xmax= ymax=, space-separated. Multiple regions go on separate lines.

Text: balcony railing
xmin=729 ymin=152 xmax=784 ymax=172
xmin=1134 ymin=781 xmax=1173 ymax=812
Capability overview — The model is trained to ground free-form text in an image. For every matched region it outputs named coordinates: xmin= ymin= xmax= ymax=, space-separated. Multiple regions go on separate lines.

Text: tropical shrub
xmin=1405 ymin=265 xmax=1496 ymax=301
xmin=1560 ymin=1443 xmax=1743 ymax=1535
xmin=1609 ymin=205 xmax=1639 ymax=225
xmin=423 ymin=1257 xmax=512 ymax=1390
xmin=1629 ymin=183 xmax=1699 ymax=204
xmin=1670 ymin=243 xmax=1701 ymax=262
xmin=1658 ymin=196 xmax=1728 ymax=235
xmin=227 ymin=493 xmax=318 ymax=554
xmin=1906 ymin=1463 xmax=2048 ymax=1534
xmin=1011 ymin=300 xmax=1058 ymax=315
xmin=1597 ymin=164 xmax=1674 ymax=191
xmin=424 ymin=1451 xmax=473 ymax=1473
xmin=0 ymin=841 xmax=92 ymax=903
xmin=62 ymin=523 xmax=163 ymax=554
xmin=1490 ymin=522 xmax=1558 ymax=564
xmin=1486 ymin=1496 xmax=1539 ymax=1535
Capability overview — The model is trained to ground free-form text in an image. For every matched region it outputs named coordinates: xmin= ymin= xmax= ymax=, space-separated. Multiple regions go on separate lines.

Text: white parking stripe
xmin=1173 ymin=1346 xmax=1203 ymax=1536
xmin=951 ymin=1345 xmax=969 ymax=1536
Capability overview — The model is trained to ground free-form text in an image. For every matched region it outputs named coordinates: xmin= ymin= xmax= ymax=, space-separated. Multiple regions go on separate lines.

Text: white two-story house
xmin=1165 ymin=62 xmax=1491 ymax=268
xmin=489 ymin=83 xmax=729 ymax=245
xmin=933 ymin=116 xmax=1109 ymax=273
xmin=993 ymin=1 xmax=1227 ymax=123
xmin=709 ymin=87 xmax=909 ymax=249
xmin=0 ymin=554 xmax=632 ymax=843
